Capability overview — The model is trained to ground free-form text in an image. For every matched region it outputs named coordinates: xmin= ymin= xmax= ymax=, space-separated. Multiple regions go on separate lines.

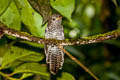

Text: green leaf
xmin=112 ymin=0 xmax=118 ymax=7
xmin=20 ymin=41 xmax=44 ymax=48
xmin=0 ymin=38 xmax=8 ymax=65
xmin=0 ymin=0 xmax=21 ymax=30
xmin=0 ymin=38 xmax=7 ymax=57
xmin=57 ymin=72 xmax=75 ymax=80
xmin=14 ymin=0 xmax=45 ymax=38
xmin=19 ymin=53 xmax=44 ymax=62
xmin=5 ymin=60 xmax=23 ymax=69
xmin=0 ymin=0 xmax=11 ymax=16
xmin=50 ymin=0 xmax=75 ymax=21
xmin=14 ymin=63 xmax=50 ymax=76
xmin=20 ymin=73 xmax=33 ymax=79
xmin=39 ymin=23 xmax=47 ymax=38
xmin=1 ymin=46 xmax=43 ymax=68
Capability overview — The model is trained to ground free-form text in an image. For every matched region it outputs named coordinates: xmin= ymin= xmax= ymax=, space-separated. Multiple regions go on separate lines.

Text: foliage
xmin=0 ymin=0 xmax=120 ymax=80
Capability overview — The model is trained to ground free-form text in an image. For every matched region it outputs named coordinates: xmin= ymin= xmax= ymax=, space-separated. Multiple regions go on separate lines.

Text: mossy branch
xmin=0 ymin=26 xmax=120 ymax=46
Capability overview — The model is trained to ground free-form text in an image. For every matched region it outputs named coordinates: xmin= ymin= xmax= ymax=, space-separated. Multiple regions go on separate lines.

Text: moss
xmin=83 ymin=30 xmax=120 ymax=40
xmin=21 ymin=32 xmax=32 ymax=36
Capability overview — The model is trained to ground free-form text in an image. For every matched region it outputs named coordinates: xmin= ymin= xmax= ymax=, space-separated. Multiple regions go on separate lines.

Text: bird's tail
xmin=49 ymin=51 xmax=64 ymax=75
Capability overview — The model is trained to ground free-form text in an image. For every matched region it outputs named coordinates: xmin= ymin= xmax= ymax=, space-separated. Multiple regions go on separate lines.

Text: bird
xmin=44 ymin=14 xmax=64 ymax=75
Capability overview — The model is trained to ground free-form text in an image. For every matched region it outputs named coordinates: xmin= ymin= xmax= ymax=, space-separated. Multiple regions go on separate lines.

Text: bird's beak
xmin=56 ymin=16 xmax=62 ymax=20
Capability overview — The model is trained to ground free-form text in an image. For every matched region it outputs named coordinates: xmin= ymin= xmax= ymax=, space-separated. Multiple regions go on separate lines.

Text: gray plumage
xmin=44 ymin=14 xmax=64 ymax=75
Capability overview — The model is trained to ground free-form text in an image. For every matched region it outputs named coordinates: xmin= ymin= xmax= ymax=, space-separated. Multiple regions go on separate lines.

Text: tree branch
xmin=0 ymin=26 xmax=120 ymax=46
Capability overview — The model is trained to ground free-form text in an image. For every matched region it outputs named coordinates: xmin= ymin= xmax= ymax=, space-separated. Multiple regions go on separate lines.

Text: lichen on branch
xmin=0 ymin=25 xmax=120 ymax=46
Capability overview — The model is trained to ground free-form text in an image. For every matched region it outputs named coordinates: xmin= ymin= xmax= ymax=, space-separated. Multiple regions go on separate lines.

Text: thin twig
xmin=58 ymin=45 xmax=99 ymax=80
xmin=0 ymin=26 xmax=120 ymax=46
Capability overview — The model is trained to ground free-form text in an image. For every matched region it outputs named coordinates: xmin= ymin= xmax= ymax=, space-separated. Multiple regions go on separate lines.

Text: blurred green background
xmin=0 ymin=0 xmax=120 ymax=80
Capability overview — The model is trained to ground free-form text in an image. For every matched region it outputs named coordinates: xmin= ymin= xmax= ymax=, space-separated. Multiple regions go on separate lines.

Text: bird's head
xmin=48 ymin=14 xmax=62 ymax=24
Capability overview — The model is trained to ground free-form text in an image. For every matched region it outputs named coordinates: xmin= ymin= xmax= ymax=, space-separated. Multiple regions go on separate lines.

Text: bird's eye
xmin=52 ymin=18 xmax=55 ymax=21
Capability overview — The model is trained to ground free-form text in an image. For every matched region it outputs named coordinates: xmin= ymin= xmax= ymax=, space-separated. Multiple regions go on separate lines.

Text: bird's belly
xmin=48 ymin=45 xmax=58 ymax=54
